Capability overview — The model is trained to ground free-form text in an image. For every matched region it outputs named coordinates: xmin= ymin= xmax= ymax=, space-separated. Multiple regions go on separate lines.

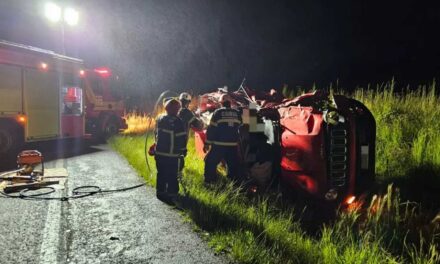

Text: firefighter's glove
xmin=203 ymin=143 xmax=210 ymax=153
xmin=148 ymin=143 xmax=156 ymax=156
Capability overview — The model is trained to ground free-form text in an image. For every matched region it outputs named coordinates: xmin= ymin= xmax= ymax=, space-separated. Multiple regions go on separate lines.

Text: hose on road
xmin=0 ymin=168 xmax=25 ymax=179
xmin=0 ymin=183 xmax=146 ymax=201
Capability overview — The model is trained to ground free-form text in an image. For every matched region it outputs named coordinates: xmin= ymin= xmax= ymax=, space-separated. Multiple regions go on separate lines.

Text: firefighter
xmin=151 ymin=98 xmax=187 ymax=204
xmin=203 ymin=94 xmax=242 ymax=184
xmin=178 ymin=92 xmax=204 ymax=145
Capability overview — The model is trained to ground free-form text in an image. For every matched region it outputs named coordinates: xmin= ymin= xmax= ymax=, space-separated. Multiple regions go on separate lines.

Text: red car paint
xmin=195 ymin=88 xmax=376 ymax=203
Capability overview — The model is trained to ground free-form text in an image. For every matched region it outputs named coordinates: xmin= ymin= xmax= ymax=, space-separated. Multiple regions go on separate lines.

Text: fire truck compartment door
xmin=0 ymin=64 xmax=22 ymax=113
xmin=24 ymin=69 xmax=60 ymax=140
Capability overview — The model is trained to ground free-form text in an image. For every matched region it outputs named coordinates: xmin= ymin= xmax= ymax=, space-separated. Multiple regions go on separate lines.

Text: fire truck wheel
xmin=102 ymin=117 xmax=119 ymax=139
xmin=0 ymin=124 xmax=22 ymax=156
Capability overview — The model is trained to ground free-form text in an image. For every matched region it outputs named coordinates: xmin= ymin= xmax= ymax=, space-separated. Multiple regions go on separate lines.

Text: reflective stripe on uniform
xmin=211 ymin=141 xmax=238 ymax=146
xmin=170 ymin=130 xmax=174 ymax=154
xmin=159 ymin=128 xmax=174 ymax=133
xmin=177 ymin=157 xmax=182 ymax=179
xmin=216 ymin=119 xmax=241 ymax=124
xmin=155 ymin=151 xmax=181 ymax=157
xmin=205 ymin=140 xmax=213 ymax=144
xmin=158 ymin=129 xmax=184 ymax=154
xmin=175 ymin=132 xmax=187 ymax=137
xmin=188 ymin=116 xmax=196 ymax=125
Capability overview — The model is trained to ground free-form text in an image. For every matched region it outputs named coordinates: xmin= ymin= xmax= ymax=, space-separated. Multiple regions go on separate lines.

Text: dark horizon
xmin=1 ymin=0 xmax=439 ymax=98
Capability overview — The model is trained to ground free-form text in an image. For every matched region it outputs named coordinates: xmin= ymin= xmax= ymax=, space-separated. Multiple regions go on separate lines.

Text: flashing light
xmin=44 ymin=2 xmax=62 ymax=23
xmin=40 ymin=62 xmax=48 ymax=70
xmin=64 ymin=87 xmax=82 ymax=103
xmin=64 ymin=7 xmax=79 ymax=26
xmin=94 ymin=67 xmax=111 ymax=78
xmin=17 ymin=115 xmax=27 ymax=123
xmin=345 ymin=195 xmax=356 ymax=205
xmin=79 ymin=69 xmax=85 ymax=77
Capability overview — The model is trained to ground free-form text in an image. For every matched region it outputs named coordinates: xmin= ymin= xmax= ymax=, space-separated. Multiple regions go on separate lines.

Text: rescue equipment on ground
xmin=16 ymin=150 xmax=44 ymax=176
xmin=0 ymin=150 xmax=58 ymax=193
xmin=0 ymin=150 xmax=146 ymax=200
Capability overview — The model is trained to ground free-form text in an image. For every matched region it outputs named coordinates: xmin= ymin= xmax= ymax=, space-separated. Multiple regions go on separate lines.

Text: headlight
xmin=324 ymin=111 xmax=339 ymax=125
xmin=325 ymin=188 xmax=338 ymax=200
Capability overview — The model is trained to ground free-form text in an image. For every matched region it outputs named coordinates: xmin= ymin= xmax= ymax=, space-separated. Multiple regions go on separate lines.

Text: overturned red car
xmin=194 ymin=86 xmax=376 ymax=205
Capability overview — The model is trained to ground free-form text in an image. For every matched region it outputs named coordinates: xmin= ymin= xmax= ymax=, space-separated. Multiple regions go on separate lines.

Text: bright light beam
xmin=44 ymin=2 xmax=62 ymax=23
xmin=64 ymin=7 xmax=79 ymax=26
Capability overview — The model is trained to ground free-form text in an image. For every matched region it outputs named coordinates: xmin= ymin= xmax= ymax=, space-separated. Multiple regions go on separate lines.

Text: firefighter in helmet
xmin=203 ymin=94 xmax=242 ymax=183
xmin=151 ymin=98 xmax=187 ymax=204
xmin=178 ymin=92 xmax=204 ymax=146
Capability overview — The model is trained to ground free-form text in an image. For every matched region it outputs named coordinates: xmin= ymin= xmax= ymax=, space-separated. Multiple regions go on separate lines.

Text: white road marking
xmin=39 ymin=159 xmax=66 ymax=264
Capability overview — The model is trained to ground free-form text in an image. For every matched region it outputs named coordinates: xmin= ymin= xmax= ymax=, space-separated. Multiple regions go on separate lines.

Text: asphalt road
xmin=0 ymin=141 xmax=229 ymax=264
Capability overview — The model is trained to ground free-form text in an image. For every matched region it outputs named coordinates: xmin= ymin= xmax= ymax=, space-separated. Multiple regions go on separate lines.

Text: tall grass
xmin=111 ymin=83 xmax=440 ymax=263
xmin=123 ymin=112 xmax=155 ymax=135
xmin=353 ymin=81 xmax=440 ymax=208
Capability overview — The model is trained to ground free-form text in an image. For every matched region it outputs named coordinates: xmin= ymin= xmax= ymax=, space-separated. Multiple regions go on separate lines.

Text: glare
xmin=94 ymin=67 xmax=111 ymax=78
xmin=64 ymin=7 xmax=79 ymax=26
xmin=17 ymin=115 xmax=26 ymax=123
xmin=40 ymin=62 xmax=48 ymax=70
xmin=345 ymin=195 xmax=356 ymax=205
xmin=44 ymin=2 xmax=62 ymax=23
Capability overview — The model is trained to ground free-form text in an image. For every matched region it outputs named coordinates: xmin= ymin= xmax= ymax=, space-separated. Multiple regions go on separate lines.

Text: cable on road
xmin=0 ymin=168 xmax=25 ymax=179
xmin=0 ymin=183 xmax=146 ymax=201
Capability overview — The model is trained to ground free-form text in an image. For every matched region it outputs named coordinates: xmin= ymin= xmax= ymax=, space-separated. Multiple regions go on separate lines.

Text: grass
xmin=111 ymin=81 xmax=440 ymax=264
xmin=352 ymin=81 xmax=440 ymax=208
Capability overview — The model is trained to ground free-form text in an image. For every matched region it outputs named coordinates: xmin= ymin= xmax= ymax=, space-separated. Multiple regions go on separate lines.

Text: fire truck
xmin=0 ymin=40 xmax=126 ymax=157
xmin=195 ymin=86 xmax=376 ymax=205
xmin=81 ymin=66 xmax=126 ymax=141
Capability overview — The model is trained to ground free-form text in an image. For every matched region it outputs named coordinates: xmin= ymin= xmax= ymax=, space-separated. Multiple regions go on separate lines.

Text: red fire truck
xmin=0 ymin=40 xmax=126 ymax=157
xmin=81 ymin=66 xmax=127 ymax=140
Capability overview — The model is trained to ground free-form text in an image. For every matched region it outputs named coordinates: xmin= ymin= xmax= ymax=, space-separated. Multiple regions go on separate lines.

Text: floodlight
xmin=64 ymin=7 xmax=79 ymax=26
xmin=44 ymin=2 xmax=62 ymax=23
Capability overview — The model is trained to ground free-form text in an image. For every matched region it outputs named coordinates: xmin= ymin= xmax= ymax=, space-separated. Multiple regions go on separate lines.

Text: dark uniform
xmin=204 ymin=106 xmax=242 ymax=183
xmin=178 ymin=107 xmax=204 ymax=146
xmin=154 ymin=114 xmax=187 ymax=201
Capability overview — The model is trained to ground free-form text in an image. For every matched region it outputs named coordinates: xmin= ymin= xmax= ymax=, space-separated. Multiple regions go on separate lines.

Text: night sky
xmin=1 ymin=0 xmax=439 ymax=100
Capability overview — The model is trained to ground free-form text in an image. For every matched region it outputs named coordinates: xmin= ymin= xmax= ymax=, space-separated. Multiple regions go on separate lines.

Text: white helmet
xmin=179 ymin=92 xmax=192 ymax=102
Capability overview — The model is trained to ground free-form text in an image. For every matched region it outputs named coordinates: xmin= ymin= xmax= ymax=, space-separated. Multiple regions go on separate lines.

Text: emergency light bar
xmin=94 ymin=67 xmax=111 ymax=78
